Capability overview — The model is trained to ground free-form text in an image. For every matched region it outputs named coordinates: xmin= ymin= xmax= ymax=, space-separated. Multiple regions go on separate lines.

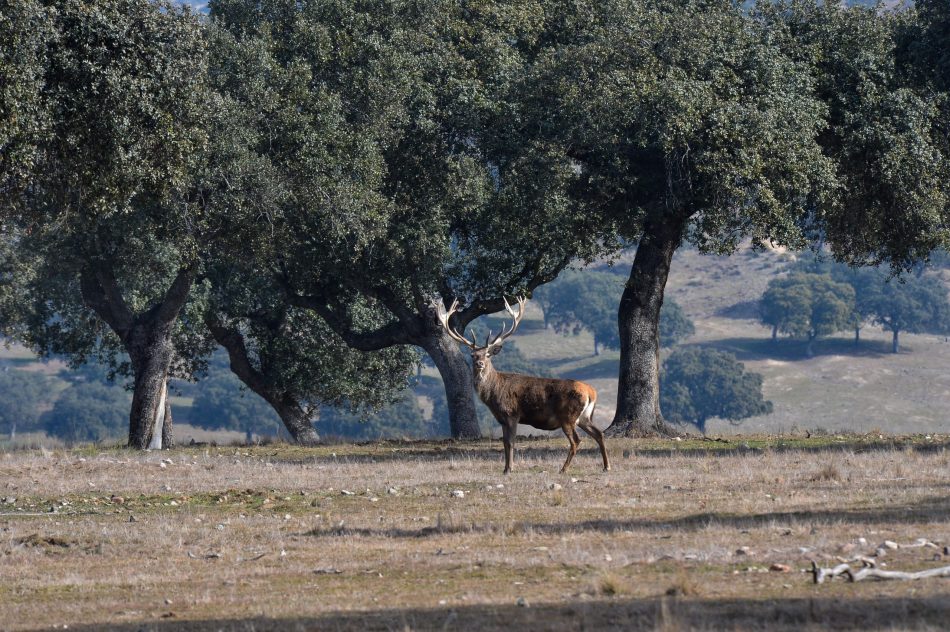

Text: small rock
xmin=387 ymin=487 xmax=399 ymax=495
xmin=515 ymin=597 xmax=528 ymax=607
xmin=495 ymin=484 xmax=504 ymax=489
xmin=604 ymin=554 xmax=612 ymax=562
xmin=169 ymin=500 xmax=178 ymax=506
xmin=735 ymin=546 xmax=753 ymax=556
xmin=159 ymin=462 xmax=167 ymax=469
xmin=215 ymin=524 xmax=225 ymax=530
xmin=673 ymin=437 xmax=683 ymax=442
xmin=857 ymin=537 xmax=868 ymax=546
xmin=369 ymin=497 xmax=379 ymax=503
xmin=284 ymin=514 xmax=291 ymax=520
xmin=769 ymin=563 xmax=791 ymax=573
xmin=3 ymin=497 xmax=15 ymax=504
xmin=875 ymin=548 xmax=887 ymax=557
xmin=451 ymin=490 xmax=465 ymax=498
xmin=883 ymin=540 xmax=899 ymax=550
xmin=549 ymin=483 xmax=562 ymax=491
xmin=164 ymin=598 xmax=173 ymax=605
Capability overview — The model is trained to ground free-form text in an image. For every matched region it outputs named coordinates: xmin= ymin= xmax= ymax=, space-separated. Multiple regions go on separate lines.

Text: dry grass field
xmin=2 ymin=436 xmax=949 ymax=631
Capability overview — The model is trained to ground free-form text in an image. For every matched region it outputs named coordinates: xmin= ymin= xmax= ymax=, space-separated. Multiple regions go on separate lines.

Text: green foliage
xmin=860 ymin=273 xmax=950 ymax=351
xmin=535 ymin=270 xmax=694 ymax=354
xmin=788 ymin=254 xmax=950 ymax=350
xmin=760 ymin=273 xmax=855 ymax=352
xmin=0 ymin=0 xmax=215 ymax=379
xmin=660 ymin=347 xmax=773 ymax=433
xmin=522 ymin=0 xmax=831 ymax=256
xmin=0 ymin=0 xmax=51 ymax=209
xmin=757 ymin=0 xmax=950 ymax=270
xmin=0 ymin=367 xmax=48 ymax=437
xmin=43 ymin=381 xmax=130 ymax=444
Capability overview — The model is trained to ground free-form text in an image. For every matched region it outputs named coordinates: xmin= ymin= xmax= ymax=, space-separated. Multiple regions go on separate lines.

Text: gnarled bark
xmin=608 ymin=214 xmax=687 ymax=438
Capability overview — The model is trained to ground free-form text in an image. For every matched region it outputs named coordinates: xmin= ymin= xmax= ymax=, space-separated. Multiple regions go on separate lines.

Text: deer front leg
xmin=560 ymin=424 xmax=579 ymax=473
xmin=501 ymin=420 xmax=516 ymax=474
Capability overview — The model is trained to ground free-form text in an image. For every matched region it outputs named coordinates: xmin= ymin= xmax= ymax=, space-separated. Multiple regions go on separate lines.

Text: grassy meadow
xmin=2 ymin=437 xmax=949 ymax=630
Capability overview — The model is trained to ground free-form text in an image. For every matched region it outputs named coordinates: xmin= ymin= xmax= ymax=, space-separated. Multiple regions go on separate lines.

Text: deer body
xmin=438 ymin=297 xmax=610 ymax=474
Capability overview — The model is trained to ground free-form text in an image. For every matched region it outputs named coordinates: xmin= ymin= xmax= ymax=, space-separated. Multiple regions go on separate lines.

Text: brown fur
xmin=472 ymin=347 xmax=610 ymax=474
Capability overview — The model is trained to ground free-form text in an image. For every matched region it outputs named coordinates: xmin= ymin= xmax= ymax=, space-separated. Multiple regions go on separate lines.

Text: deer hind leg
xmin=577 ymin=402 xmax=610 ymax=472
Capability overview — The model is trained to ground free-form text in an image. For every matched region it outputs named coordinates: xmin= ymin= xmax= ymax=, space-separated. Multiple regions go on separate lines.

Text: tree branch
xmin=154 ymin=265 xmax=198 ymax=326
xmin=279 ymin=284 xmax=411 ymax=351
xmin=204 ymin=314 xmax=270 ymax=396
xmin=79 ymin=261 xmax=134 ymax=338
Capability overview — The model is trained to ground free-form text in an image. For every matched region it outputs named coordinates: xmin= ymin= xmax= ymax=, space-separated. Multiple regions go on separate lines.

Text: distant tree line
xmin=1 ymin=0 xmax=948 ymax=446
xmin=760 ymin=259 xmax=950 ymax=355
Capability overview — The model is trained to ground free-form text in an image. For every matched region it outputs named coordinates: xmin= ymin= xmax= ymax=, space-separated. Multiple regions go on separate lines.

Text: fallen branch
xmin=237 ymin=553 xmax=266 ymax=562
xmin=846 ymin=565 xmax=950 ymax=582
xmin=187 ymin=551 xmax=222 ymax=560
xmin=812 ymin=561 xmax=950 ymax=584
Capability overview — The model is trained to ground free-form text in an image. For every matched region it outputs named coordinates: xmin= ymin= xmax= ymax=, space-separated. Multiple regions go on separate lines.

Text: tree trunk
xmin=608 ymin=214 xmax=687 ymax=437
xmin=80 ymin=262 xmax=195 ymax=450
xmin=771 ymin=325 xmax=778 ymax=343
xmin=806 ymin=333 xmax=815 ymax=358
xmin=418 ymin=328 xmax=481 ymax=439
xmin=205 ymin=317 xmax=320 ymax=446
xmin=854 ymin=327 xmax=860 ymax=346
xmin=126 ymin=324 xmax=176 ymax=450
xmin=268 ymin=394 xmax=320 ymax=445
xmin=594 ymin=339 xmax=600 ymax=357
xmin=892 ymin=329 xmax=900 ymax=354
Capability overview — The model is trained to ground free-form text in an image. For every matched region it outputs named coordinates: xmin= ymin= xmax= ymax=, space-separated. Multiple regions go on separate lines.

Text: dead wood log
xmin=812 ymin=561 xmax=950 ymax=584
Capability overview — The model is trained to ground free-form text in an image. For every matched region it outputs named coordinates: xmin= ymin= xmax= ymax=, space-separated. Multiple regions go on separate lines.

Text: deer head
xmin=435 ymin=296 xmax=526 ymax=378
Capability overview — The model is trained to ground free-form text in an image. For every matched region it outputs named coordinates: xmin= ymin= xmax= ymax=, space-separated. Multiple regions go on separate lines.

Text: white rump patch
xmin=574 ymin=396 xmax=595 ymax=425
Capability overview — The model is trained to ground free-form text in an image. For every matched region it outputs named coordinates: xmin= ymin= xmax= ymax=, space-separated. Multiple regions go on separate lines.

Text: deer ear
xmin=488 ymin=344 xmax=502 ymax=356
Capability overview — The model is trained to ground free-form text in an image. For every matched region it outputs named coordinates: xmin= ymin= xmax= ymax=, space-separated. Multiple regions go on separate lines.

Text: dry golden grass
xmin=1 ymin=436 xmax=949 ymax=631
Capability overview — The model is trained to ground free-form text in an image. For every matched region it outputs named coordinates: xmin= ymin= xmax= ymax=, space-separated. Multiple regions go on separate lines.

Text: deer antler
xmin=435 ymin=298 xmax=478 ymax=349
xmin=487 ymin=296 xmax=526 ymax=351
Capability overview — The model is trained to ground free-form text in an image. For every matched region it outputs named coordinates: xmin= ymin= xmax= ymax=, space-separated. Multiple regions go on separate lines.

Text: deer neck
xmin=473 ymin=358 xmax=499 ymax=401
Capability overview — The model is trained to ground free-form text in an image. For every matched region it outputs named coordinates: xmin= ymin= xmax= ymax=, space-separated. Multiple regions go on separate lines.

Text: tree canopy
xmin=760 ymin=273 xmax=856 ymax=355
xmin=660 ymin=346 xmax=773 ymax=434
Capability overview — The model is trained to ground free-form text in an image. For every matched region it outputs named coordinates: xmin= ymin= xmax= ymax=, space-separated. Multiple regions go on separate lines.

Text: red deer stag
xmin=436 ymin=297 xmax=610 ymax=474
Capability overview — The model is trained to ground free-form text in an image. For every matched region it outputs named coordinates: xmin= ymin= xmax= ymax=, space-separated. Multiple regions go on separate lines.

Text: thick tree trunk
xmin=892 ymin=329 xmax=900 ymax=354
xmin=269 ymin=394 xmax=320 ymax=445
xmin=80 ymin=261 xmax=195 ymax=450
xmin=419 ymin=328 xmax=481 ymax=439
xmin=608 ymin=214 xmax=686 ymax=437
xmin=126 ymin=324 xmax=176 ymax=450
